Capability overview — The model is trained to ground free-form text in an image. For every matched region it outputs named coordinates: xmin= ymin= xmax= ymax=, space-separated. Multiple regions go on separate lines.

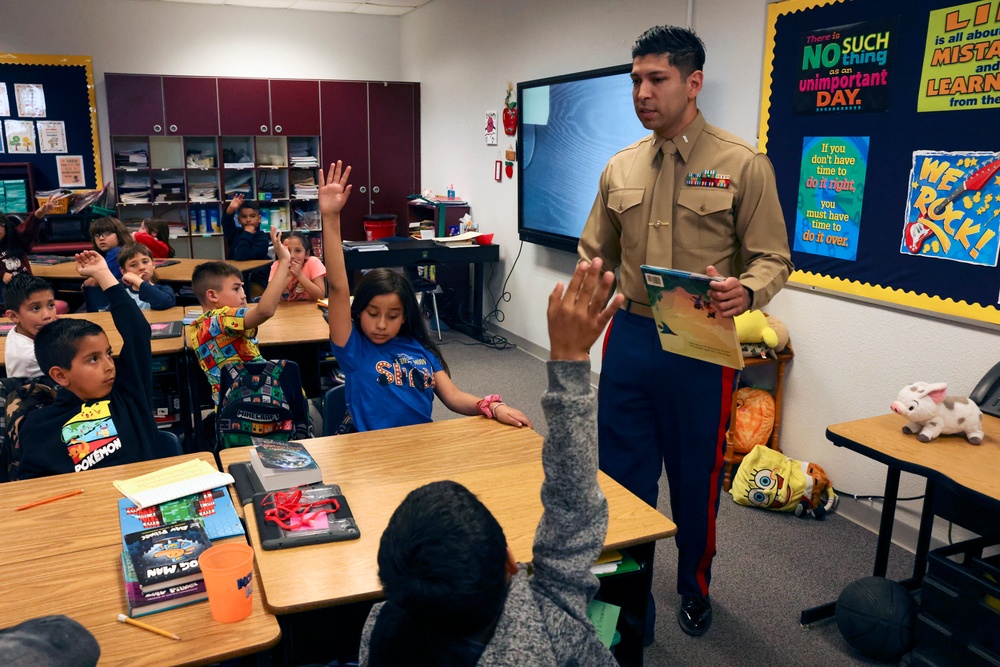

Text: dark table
xmin=342 ymin=239 xmax=500 ymax=340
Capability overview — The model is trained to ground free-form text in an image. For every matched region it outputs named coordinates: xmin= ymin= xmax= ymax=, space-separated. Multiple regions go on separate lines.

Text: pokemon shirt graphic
xmin=60 ymin=400 xmax=124 ymax=472
xmin=375 ymin=352 xmax=436 ymax=390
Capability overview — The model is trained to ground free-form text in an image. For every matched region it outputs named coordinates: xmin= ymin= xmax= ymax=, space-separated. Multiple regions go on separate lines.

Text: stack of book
xmin=249 ymin=438 xmax=323 ymax=492
xmin=121 ymin=519 xmax=212 ymax=617
xmin=229 ymin=437 xmax=324 ymax=503
xmin=118 ymin=485 xmax=245 ymax=617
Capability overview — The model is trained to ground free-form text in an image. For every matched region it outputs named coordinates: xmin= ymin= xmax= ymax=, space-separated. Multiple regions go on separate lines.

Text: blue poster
xmin=794 ymin=136 xmax=870 ymax=260
xmin=901 ymin=151 xmax=1000 ymax=267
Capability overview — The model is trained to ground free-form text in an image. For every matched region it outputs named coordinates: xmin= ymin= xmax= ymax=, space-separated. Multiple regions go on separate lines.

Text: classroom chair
xmin=411 ymin=275 xmax=442 ymax=340
xmin=322 ymin=384 xmax=346 ymax=437
xmin=155 ymin=430 xmax=183 ymax=457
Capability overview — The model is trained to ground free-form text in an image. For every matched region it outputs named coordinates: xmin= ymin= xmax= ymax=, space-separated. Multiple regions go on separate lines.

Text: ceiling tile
xmin=289 ymin=0 xmax=360 ymax=11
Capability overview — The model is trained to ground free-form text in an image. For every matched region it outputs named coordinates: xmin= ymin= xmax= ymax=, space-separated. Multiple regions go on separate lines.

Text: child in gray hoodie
xmin=360 ymin=258 xmax=624 ymax=666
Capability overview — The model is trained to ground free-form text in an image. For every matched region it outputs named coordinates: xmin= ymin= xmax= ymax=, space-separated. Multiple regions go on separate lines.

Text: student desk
xmin=0 ymin=306 xmax=186 ymax=368
xmin=342 ymin=240 xmax=499 ymax=340
xmin=254 ymin=301 xmax=329 ymax=347
xmin=219 ymin=417 xmax=677 ymax=613
xmin=800 ymin=412 xmax=1000 ymax=625
xmin=0 ymin=453 xmax=281 ymax=665
xmin=32 ymin=258 xmax=270 ymax=286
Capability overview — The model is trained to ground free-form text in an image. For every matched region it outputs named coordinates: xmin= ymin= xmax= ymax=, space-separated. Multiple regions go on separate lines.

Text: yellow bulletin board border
xmin=757 ymin=0 xmax=1000 ymax=329
xmin=0 ymin=53 xmax=103 ymax=190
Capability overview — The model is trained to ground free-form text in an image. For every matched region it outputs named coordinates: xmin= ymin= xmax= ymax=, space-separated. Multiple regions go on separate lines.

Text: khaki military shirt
xmin=579 ymin=111 xmax=792 ymax=311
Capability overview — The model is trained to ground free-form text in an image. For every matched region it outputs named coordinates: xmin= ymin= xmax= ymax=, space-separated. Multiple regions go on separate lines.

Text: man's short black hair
xmin=632 ymin=25 xmax=706 ymax=78
xmin=34 ymin=318 xmax=105 ymax=376
xmin=4 ymin=274 xmax=54 ymax=312
xmin=369 ymin=480 xmax=508 ymax=659
xmin=191 ymin=261 xmax=242 ymax=305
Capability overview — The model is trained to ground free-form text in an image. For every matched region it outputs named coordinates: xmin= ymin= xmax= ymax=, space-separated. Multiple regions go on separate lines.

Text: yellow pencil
xmin=117 ymin=613 xmax=181 ymax=641
xmin=15 ymin=489 xmax=83 ymax=511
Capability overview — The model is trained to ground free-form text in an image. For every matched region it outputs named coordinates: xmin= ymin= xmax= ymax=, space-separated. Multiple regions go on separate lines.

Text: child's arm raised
xmin=433 ymin=374 xmax=534 ymax=428
xmin=244 ymin=227 xmax=289 ymax=330
xmin=319 ymin=161 xmax=353 ymax=347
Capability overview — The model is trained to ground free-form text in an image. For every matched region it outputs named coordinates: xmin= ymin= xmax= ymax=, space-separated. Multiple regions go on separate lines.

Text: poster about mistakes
xmin=794 ymin=136 xmax=870 ymax=260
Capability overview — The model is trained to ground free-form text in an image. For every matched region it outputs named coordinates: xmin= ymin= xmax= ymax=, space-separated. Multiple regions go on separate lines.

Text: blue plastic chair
xmin=156 ymin=430 xmax=183 ymax=457
xmin=322 ymin=385 xmax=346 ymax=437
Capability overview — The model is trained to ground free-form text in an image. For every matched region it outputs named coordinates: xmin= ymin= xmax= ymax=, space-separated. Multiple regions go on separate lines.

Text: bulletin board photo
xmin=0 ymin=53 xmax=103 ymax=192
xmin=760 ymin=0 xmax=1000 ymax=326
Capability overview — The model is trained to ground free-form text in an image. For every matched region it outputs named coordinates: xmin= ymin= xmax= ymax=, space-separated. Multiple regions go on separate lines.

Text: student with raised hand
xmin=360 ymin=258 xmax=624 ymax=666
xmin=269 ymin=231 xmax=325 ymax=302
xmin=187 ymin=226 xmax=291 ymax=406
xmin=224 ymin=194 xmax=270 ymax=261
xmin=13 ymin=251 xmax=161 ymax=480
xmin=319 ymin=161 xmax=532 ymax=433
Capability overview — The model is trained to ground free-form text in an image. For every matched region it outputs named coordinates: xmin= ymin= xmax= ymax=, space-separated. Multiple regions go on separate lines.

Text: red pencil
xmin=15 ymin=489 xmax=84 ymax=511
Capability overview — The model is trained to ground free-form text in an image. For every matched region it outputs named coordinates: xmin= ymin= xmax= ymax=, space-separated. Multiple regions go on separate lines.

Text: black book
xmin=123 ymin=519 xmax=212 ymax=593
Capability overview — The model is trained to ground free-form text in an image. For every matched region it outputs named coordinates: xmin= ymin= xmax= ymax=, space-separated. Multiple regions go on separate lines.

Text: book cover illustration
xmin=252 ymin=437 xmax=318 ymax=471
xmin=120 ymin=552 xmax=207 ymax=617
xmin=124 ymin=520 xmax=212 ymax=592
xmin=640 ymin=265 xmax=744 ymax=370
xmin=118 ymin=487 xmax=244 ymax=542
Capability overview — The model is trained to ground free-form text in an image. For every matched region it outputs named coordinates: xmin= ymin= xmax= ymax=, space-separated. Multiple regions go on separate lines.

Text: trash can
xmin=363 ymin=214 xmax=397 ymax=241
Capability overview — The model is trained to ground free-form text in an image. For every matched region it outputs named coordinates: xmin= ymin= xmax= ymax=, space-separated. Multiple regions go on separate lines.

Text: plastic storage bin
xmin=912 ymin=535 xmax=1000 ymax=667
xmin=364 ymin=214 xmax=397 ymax=241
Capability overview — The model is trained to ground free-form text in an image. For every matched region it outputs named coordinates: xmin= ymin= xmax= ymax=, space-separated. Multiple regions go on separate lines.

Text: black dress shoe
xmin=678 ymin=595 xmax=712 ymax=637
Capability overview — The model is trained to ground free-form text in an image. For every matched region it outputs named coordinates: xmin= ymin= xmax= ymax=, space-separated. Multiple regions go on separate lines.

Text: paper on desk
xmin=114 ymin=459 xmax=234 ymax=509
xmin=433 ymin=231 xmax=480 ymax=243
xmin=586 ymin=599 xmax=621 ymax=648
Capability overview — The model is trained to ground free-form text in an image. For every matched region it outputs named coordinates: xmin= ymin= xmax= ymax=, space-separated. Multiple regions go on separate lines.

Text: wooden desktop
xmin=800 ymin=412 xmax=1000 ymax=625
xmin=0 ymin=454 xmax=281 ymax=666
xmin=220 ymin=417 xmax=677 ymax=614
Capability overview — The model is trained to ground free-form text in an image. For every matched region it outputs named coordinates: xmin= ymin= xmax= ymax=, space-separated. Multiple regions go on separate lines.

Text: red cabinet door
xmin=321 ymin=81 xmax=370 ymax=241
xmin=369 ymin=82 xmax=419 ymax=231
xmin=218 ymin=78 xmax=271 ymax=135
xmin=105 ymin=74 xmax=165 ymax=135
xmin=162 ymin=76 xmax=219 ymax=135
xmin=270 ymin=80 xmax=320 ymax=136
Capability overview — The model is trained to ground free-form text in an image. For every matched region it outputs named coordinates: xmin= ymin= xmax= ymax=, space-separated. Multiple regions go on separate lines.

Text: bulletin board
xmin=0 ymin=54 xmax=102 ymax=193
xmin=760 ymin=0 xmax=1000 ymax=326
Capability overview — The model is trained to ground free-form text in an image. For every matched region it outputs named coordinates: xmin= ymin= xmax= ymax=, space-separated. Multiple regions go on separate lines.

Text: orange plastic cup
xmin=200 ymin=543 xmax=255 ymax=623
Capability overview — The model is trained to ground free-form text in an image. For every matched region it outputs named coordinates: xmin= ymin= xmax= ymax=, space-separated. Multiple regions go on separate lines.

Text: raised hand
xmin=318 ymin=161 xmax=352 ymax=216
xmin=271 ymin=228 xmax=289 ymax=262
xmin=547 ymin=258 xmax=623 ymax=362
xmin=75 ymin=250 xmax=110 ymax=278
xmin=226 ymin=193 xmax=244 ymax=215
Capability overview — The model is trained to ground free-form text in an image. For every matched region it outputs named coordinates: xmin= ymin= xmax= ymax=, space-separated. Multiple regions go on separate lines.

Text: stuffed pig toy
xmin=890 ymin=382 xmax=984 ymax=445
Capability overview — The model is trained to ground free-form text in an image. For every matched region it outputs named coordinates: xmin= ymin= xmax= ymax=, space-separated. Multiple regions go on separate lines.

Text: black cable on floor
xmin=837 ymin=491 xmax=926 ymax=502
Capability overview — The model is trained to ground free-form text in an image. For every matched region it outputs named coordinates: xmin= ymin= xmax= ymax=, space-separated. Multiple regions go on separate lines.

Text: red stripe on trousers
xmin=601 ymin=315 xmax=614 ymax=359
xmin=694 ymin=365 xmax=736 ymax=595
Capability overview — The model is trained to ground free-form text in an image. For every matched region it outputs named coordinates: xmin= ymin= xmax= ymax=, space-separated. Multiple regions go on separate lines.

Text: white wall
xmin=2 ymin=0 xmax=404 ymax=179
xmin=403 ymin=0 xmax=1000 ymax=546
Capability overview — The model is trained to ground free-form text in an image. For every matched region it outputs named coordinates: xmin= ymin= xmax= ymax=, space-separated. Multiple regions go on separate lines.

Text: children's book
xmin=249 ymin=437 xmax=322 ymax=492
xmin=123 ymin=519 xmax=212 ymax=593
xmin=0 ymin=322 xmax=14 ymax=337
xmin=640 ymin=265 xmax=744 ymax=370
xmin=121 ymin=551 xmax=208 ymax=617
xmin=154 ymin=259 xmax=180 ymax=268
xmin=118 ymin=487 xmax=245 ymax=542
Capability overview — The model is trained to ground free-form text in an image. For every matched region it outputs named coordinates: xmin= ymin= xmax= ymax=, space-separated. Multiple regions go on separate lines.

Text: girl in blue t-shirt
xmin=318 ymin=160 xmax=533 ymax=434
